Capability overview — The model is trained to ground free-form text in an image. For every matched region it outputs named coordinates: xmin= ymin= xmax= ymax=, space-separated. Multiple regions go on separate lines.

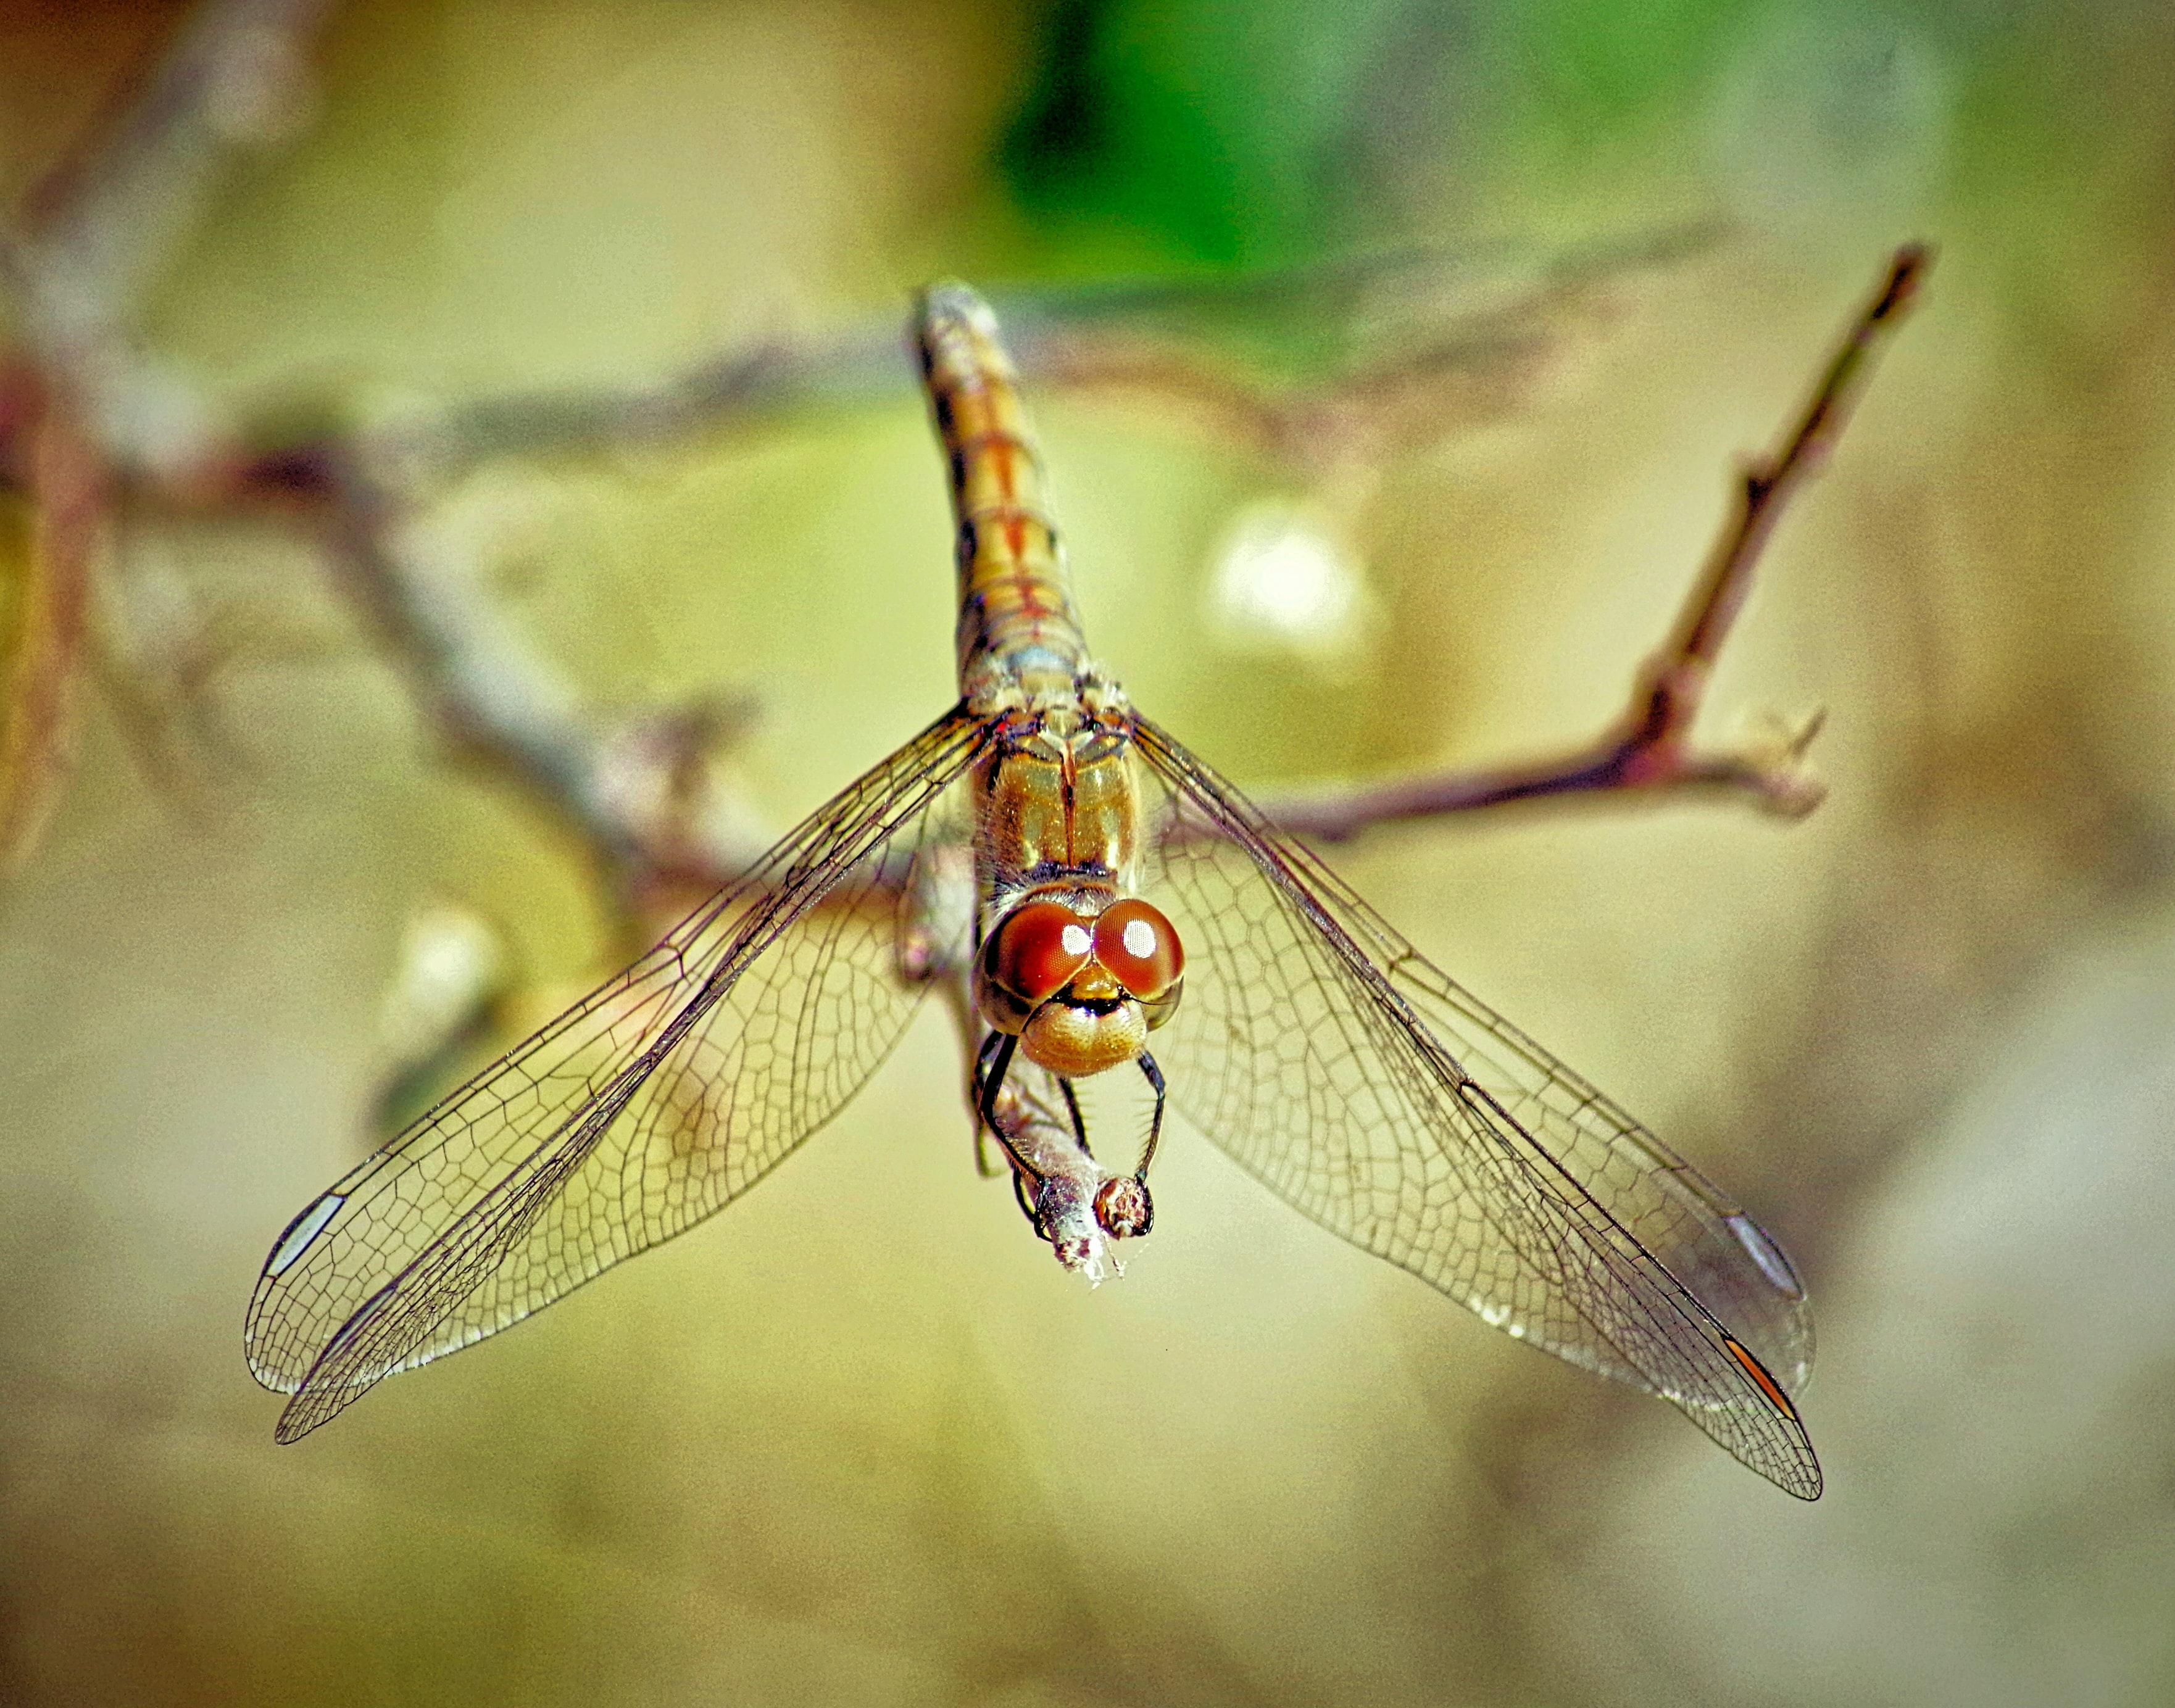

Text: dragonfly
xmin=245 ymin=282 xmax=1821 ymax=1500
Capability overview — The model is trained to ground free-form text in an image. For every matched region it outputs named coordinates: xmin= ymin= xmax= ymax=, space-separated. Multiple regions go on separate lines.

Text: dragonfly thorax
xmin=975 ymin=887 xmax=1185 ymax=1078
xmin=971 ymin=695 xmax=1142 ymax=893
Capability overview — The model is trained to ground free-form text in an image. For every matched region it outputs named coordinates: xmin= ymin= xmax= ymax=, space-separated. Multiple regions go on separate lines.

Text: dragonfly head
xmin=976 ymin=889 xmax=1185 ymax=1077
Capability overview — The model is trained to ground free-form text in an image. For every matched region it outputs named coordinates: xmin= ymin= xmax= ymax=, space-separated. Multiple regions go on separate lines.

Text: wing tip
xmin=1718 ymin=1333 xmax=1823 ymax=1500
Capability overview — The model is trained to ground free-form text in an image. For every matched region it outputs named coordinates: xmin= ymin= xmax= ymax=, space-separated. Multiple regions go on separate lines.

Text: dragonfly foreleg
xmin=972 ymin=1029 xmax=1041 ymax=1185
xmin=973 ymin=1003 xmax=1157 ymax=1259
xmin=969 ymin=1026 xmax=1009 ymax=1179
xmin=1057 ymin=1077 xmax=1091 ymax=1157
xmin=1133 ymin=1049 xmax=1167 ymax=1182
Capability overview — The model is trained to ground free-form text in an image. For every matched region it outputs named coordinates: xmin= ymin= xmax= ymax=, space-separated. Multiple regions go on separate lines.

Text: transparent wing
xmin=1377 ymin=945 xmax=1813 ymax=1393
xmin=1132 ymin=714 xmax=1821 ymax=1499
xmin=246 ymin=707 xmax=988 ymax=1442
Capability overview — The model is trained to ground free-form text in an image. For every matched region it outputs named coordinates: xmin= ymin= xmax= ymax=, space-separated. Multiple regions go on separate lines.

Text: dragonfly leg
xmin=1058 ymin=1077 xmax=1091 ymax=1157
xmin=1133 ymin=1049 xmax=1167 ymax=1181
xmin=975 ymin=1030 xmax=1065 ymax=1237
xmin=1083 ymin=1051 xmax=1161 ymax=1242
xmin=972 ymin=1028 xmax=1013 ymax=1133
xmin=970 ymin=1032 xmax=1006 ymax=1179
xmin=1011 ymin=1164 xmax=1046 ymax=1235
xmin=973 ymin=1029 xmax=1042 ymax=1182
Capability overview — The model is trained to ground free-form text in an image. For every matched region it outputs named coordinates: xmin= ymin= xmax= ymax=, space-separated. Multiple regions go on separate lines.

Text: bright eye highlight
xmin=1093 ymin=899 xmax=1183 ymax=999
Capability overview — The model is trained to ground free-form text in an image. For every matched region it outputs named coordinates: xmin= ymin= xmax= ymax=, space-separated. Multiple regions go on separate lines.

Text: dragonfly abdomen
xmin=917 ymin=283 xmax=1090 ymax=687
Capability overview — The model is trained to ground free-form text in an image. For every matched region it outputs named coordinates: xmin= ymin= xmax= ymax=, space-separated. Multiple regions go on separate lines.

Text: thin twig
xmin=28 ymin=0 xmax=333 ymax=311
xmin=357 ymin=331 xmax=906 ymax=495
xmin=1024 ymin=225 xmax=1715 ymax=475
xmin=328 ymin=224 xmax=1713 ymax=496
xmin=1269 ymin=245 xmax=1930 ymax=842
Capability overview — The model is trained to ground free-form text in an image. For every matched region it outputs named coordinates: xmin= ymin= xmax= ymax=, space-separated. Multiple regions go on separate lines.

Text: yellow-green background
xmin=4 ymin=2 xmax=2173 ymax=1704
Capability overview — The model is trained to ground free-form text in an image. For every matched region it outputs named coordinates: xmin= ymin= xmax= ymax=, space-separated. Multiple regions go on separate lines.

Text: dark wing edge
xmin=244 ymin=705 xmax=988 ymax=1441
xmin=1131 ymin=713 xmax=1820 ymax=1499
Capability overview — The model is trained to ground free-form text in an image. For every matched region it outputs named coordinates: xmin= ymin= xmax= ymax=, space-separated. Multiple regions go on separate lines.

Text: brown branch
xmin=1020 ymin=328 xmax=1549 ymax=477
xmin=1023 ymin=224 xmax=1716 ymax=476
xmin=0 ymin=0 xmax=341 ymax=870
xmin=10 ymin=0 xmax=339 ymax=475
xmin=1270 ymin=244 xmax=1931 ymax=842
xmin=0 ymin=57 xmax=1894 ymax=924
xmin=358 ymin=330 xmax=908 ymax=495
xmin=0 ymin=385 xmax=105 ymax=867
xmin=307 ymin=448 xmax=771 ymax=902
xmin=181 ymin=232 xmax=1726 ymax=910
xmin=339 ymin=223 xmax=1715 ymax=496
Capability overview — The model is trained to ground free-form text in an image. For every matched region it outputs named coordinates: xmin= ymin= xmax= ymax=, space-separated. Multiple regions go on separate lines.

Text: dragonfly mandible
xmin=245 ymin=283 xmax=1821 ymax=1499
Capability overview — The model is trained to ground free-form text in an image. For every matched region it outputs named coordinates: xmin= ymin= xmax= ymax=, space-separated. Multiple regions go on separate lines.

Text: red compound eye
xmin=1092 ymin=898 xmax=1184 ymax=1000
xmin=985 ymin=900 xmax=1096 ymax=1003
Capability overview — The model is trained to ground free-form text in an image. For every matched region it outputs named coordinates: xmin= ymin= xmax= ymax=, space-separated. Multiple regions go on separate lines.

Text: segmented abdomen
xmin=916 ymin=283 xmax=1088 ymax=684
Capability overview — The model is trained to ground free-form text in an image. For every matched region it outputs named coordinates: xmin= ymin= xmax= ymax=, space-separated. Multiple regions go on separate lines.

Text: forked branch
xmin=1270 ymin=245 xmax=1930 ymax=842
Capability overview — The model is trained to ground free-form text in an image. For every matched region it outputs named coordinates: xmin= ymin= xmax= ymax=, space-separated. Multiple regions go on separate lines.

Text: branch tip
xmin=1262 ymin=247 xmax=1919 ymax=839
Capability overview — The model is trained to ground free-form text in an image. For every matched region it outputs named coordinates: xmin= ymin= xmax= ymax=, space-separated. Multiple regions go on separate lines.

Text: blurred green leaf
xmin=1003 ymin=0 xmax=1418 ymax=267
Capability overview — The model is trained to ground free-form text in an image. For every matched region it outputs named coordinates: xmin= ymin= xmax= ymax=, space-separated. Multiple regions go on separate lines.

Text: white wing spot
xmin=1726 ymin=1213 xmax=1804 ymax=1297
xmin=267 ymin=1192 xmax=346 ymax=1276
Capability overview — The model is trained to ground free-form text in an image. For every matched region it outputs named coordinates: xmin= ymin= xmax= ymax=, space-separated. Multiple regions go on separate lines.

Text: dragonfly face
xmin=973 ymin=887 xmax=1185 ymax=1074
xmin=244 ymin=278 xmax=1825 ymax=1502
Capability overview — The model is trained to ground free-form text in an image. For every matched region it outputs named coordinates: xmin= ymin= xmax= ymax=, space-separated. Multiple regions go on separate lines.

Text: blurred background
xmin=2 ymin=1 xmax=2173 ymax=1704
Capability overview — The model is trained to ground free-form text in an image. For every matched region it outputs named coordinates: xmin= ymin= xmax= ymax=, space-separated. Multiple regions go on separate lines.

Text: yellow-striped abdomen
xmin=915 ymin=283 xmax=1089 ymax=686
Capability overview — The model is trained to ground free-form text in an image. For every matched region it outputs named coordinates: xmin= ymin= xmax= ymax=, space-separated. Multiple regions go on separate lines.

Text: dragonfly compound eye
xmin=1092 ymin=898 xmax=1184 ymax=1026
xmin=979 ymin=898 xmax=1097 ymax=1029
